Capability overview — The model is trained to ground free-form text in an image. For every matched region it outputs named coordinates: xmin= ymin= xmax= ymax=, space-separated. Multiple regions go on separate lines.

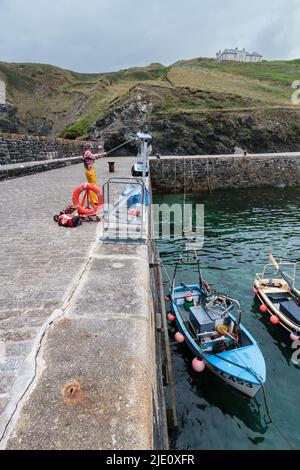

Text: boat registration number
xmin=212 ymin=366 xmax=253 ymax=388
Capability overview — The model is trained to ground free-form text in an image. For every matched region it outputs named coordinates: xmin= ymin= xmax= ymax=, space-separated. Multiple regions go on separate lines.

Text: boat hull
xmin=205 ymin=361 xmax=261 ymax=398
xmin=254 ymin=280 xmax=300 ymax=335
xmin=174 ymin=316 xmax=263 ymax=398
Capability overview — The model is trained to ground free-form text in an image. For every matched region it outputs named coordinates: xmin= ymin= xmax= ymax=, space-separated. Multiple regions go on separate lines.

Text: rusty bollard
xmin=108 ymin=161 xmax=115 ymax=173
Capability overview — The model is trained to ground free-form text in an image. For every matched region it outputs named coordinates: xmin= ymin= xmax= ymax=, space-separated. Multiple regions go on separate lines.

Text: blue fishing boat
xmin=169 ymin=253 xmax=266 ymax=398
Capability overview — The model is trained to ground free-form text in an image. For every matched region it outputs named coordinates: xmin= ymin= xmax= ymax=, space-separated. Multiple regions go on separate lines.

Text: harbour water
xmin=154 ymin=188 xmax=300 ymax=450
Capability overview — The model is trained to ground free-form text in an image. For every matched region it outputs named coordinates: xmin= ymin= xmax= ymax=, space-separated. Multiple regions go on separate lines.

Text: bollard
xmin=108 ymin=161 xmax=115 ymax=173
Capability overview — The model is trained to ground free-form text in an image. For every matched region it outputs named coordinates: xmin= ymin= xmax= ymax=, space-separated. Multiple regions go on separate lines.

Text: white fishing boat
xmin=254 ymin=254 xmax=300 ymax=337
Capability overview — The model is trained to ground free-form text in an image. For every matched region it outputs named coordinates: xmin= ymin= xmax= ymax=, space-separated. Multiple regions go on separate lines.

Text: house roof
xmin=220 ymin=48 xmax=262 ymax=57
xmin=222 ymin=49 xmax=239 ymax=54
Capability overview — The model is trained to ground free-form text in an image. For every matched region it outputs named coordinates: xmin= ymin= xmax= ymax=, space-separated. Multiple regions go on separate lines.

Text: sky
xmin=0 ymin=0 xmax=300 ymax=73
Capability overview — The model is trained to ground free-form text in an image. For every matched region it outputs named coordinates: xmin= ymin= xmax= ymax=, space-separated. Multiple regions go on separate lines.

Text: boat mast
xmin=195 ymin=251 xmax=204 ymax=290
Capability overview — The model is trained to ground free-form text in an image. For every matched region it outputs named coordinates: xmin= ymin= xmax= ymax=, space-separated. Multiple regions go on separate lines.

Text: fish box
xmin=189 ymin=306 xmax=215 ymax=334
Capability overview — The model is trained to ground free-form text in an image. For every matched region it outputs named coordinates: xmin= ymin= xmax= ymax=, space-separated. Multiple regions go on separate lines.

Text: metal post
xmin=142 ymin=139 xmax=147 ymax=181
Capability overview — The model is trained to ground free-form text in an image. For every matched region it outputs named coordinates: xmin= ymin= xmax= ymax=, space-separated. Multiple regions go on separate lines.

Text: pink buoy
xmin=167 ymin=312 xmax=176 ymax=322
xmin=290 ymin=332 xmax=300 ymax=342
xmin=128 ymin=208 xmax=141 ymax=217
xmin=270 ymin=315 xmax=280 ymax=325
xmin=260 ymin=304 xmax=268 ymax=313
xmin=253 ymin=287 xmax=258 ymax=295
xmin=175 ymin=332 xmax=185 ymax=343
xmin=165 ymin=295 xmax=171 ymax=302
xmin=192 ymin=357 xmax=206 ymax=373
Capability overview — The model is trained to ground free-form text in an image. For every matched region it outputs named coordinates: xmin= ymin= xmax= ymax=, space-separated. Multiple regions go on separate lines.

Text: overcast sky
xmin=1 ymin=0 xmax=300 ymax=73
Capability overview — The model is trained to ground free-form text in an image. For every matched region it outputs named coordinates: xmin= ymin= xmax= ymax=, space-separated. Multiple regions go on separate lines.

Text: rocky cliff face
xmin=0 ymin=103 xmax=53 ymax=135
xmin=2 ymin=58 xmax=300 ymax=155
xmin=89 ymin=85 xmax=164 ymax=154
xmin=0 ymin=104 xmax=21 ymax=133
xmin=89 ymin=85 xmax=300 ymax=155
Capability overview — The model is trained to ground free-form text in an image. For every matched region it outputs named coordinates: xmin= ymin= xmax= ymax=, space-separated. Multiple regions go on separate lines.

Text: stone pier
xmin=0 ymin=157 xmax=164 ymax=449
xmin=149 ymin=152 xmax=300 ymax=192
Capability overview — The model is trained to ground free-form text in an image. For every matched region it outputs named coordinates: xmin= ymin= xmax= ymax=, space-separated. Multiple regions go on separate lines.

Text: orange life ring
xmin=72 ymin=183 xmax=103 ymax=216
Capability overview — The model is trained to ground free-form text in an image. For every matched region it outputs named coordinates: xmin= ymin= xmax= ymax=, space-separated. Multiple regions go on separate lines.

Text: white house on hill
xmin=0 ymin=80 xmax=6 ymax=105
xmin=216 ymin=48 xmax=263 ymax=62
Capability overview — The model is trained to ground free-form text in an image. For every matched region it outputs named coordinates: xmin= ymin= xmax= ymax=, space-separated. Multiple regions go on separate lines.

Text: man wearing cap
xmin=82 ymin=143 xmax=107 ymax=204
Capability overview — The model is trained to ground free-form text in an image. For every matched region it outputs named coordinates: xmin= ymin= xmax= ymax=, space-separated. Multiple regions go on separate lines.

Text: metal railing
xmin=101 ymin=177 xmax=148 ymax=243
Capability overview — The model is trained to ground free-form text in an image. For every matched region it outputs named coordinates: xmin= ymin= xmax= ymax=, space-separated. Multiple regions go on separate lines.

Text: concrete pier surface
xmin=0 ymin=156 xmax=160 ymax=449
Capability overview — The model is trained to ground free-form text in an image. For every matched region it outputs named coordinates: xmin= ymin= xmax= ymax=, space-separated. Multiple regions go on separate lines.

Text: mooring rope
xmin=203 ymin=352 xmax=294 ymax=449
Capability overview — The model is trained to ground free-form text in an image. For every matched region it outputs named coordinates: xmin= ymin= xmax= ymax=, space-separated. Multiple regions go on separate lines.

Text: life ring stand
xmin=72 ymin=183 xmax=103 ymax=216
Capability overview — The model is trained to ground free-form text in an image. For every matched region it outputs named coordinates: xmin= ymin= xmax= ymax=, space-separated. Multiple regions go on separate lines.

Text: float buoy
xmin=128 ymin=208 xmax=141 ymax=217
xmin=175 ymin=332 xmax=185 ymax=343
xmin=260 ymin=304 xmax=268 ymax=313
xmin=165 ymin=295 xmax=171 ymax=302
xmin=270 ymin=315 xmax=280 ymax=325
xmin=253 ymin=287 xmax=258 ymax=295
xmin=167 ymin=312 xmax=176 ymax=322
xmin=290 ymin=332 xmax=300 ymax=342
xmin=192 ymin=357 xmax=205 ymax=373
xmin=72 ymin=183 xmax=103 ymax=216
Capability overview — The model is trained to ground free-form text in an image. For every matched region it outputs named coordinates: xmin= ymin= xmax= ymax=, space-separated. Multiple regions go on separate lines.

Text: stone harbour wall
xmin=149 ymin=153 xmax=300 ymax=192
xmin=0 ymin=133 xmax=86 ymax=165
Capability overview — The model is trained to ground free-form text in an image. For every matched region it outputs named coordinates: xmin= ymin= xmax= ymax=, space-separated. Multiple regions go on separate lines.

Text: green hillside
xmin=1 ymin=57 xmax=300 ymax=154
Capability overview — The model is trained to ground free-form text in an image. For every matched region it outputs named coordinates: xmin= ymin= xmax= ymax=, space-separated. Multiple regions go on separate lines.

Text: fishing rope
xmin=206 ymin=353 xmax=294 ymax=449
xmin=106 ymin=137 xmax=137 ymax=155
xmin=161 ymin=260 xmax=173 ymax=286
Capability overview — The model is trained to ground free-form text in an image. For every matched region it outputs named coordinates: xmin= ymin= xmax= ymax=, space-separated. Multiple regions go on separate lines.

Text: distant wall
xmin=149 ymin=153 xmax=300 ymax=193
xmin=0 ymin=133 xmax=86 ymax=165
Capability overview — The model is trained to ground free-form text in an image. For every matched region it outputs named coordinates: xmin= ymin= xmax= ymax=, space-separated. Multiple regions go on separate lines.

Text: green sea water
xmin=154 ymin=188 xmax=300 ymax=450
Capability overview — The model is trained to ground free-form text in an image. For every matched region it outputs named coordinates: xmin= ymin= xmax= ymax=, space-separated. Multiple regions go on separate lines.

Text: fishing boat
xmin=169 ymin=252 xmax=266 ymax=398
xmin=254 ymin=254 xmax=300 ymax=338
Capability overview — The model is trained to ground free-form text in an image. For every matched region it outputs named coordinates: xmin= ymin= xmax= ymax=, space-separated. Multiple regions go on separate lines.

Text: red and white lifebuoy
xmin=72 ymin=183 xmax=103 ymax=216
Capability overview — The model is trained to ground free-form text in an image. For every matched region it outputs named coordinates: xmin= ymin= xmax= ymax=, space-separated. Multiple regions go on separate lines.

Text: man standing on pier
xmin=82 ymin=143 xmax=107 ymax=203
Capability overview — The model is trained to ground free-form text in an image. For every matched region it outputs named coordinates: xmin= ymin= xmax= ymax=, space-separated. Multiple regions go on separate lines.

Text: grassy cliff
xmin=1 ymin=58 xmax=300 ymax=153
